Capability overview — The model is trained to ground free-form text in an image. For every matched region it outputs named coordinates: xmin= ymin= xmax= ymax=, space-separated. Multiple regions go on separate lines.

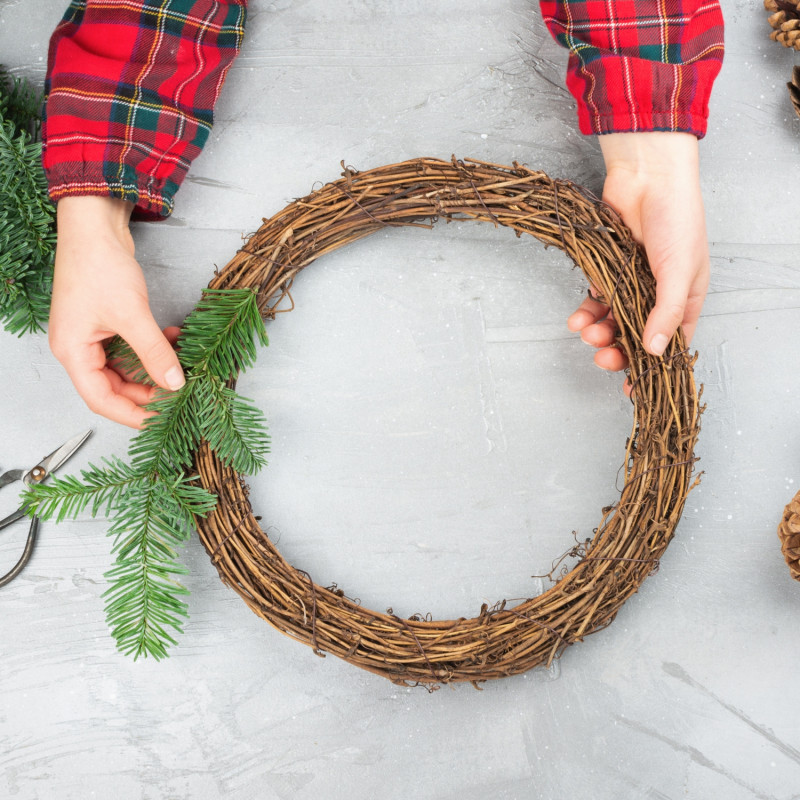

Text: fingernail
xmin=165 ymin=366 xmax=185 ymax=391
xmin=649 ymin=334 xmax=669 ymax=356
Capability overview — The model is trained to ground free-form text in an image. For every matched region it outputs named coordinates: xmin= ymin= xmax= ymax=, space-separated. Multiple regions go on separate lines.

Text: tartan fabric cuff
xmin=568 ymin=57 xmax=721 ymax=139
xmin=540 ymin=1 xmax=724 ymax=139
xmin=42 ymin=0 xmax=247 ymax=221
xmin=46 ymin=163 xmax=176 ymax=221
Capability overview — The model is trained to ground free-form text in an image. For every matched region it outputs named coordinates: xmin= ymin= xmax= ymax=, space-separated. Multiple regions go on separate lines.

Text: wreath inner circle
xmin=193 ymin=157 xmax=701 ymax=687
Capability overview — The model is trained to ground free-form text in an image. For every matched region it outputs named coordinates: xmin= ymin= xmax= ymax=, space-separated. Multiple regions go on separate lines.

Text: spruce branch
xmin=20 ymin=456 xmax=144 ymax=522
xmin=177 ymin=288 xmax=269 ymax=379
xmin=0 ymin=70 xmax=55 ymax=335
xmin=23 ymin=287 xmax=271 ymax=660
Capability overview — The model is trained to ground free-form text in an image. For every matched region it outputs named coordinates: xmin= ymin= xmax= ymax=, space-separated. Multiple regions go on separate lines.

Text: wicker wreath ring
xmin=193 ymin=157 xmax=701 ymax=687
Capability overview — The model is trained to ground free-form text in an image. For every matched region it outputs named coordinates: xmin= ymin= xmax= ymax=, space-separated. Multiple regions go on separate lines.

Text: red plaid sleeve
xmin=42 ymin=0 xmax=247 ymax=220
xmin=539 ymin=1 xmax=724 ymax=138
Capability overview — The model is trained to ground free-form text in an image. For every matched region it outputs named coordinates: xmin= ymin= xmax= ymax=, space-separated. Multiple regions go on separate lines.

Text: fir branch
xmin=103 ymin=476 xmax=216 ymax=660
xmin=23 ymin=287 xmax=271 ymax=660
xmin=107 ymin=475 xmax=215 ymax=561
xmin=177 ymin=288 xmax=269 ymax=379
xmin=129 ymin=381 xmax=202 ymax=475
xmin=194 ymin=375 xmax=270 ymax=475
xmin=168 ymin=475 xmax=220 ymax=522
xmin=20 ymin=456 xmax=144 ymax=522
xmin=0 ymin=68 xmax=42 ymax=140
xmin=104 ymin=336 xmax=157 ymax=387
xmin=0 ymin=71 xmax=55 ymax=336
xmin=0 ymin=122 xmax=56 ymax=263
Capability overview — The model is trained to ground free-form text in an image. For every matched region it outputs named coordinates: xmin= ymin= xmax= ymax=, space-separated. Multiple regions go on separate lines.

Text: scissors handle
xmin=0 ymin=515 xmax=39 ymax=589
xmin=0 ymin=508 xmax=26 ymax=530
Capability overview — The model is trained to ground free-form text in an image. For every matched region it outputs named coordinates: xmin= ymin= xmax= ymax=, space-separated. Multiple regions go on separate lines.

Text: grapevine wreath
xmin=189 ymin=157 xmax=702 ymax=686
xmin=0 ymin=66 xmax=787 ymax=675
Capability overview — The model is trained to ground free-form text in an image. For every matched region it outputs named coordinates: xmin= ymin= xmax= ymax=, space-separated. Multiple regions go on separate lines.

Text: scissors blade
xmin=34 ymin=429 xmax=93 ymax=480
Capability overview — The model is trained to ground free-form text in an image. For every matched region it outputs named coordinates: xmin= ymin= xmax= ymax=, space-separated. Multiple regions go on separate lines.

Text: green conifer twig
xmin=1 ymin=71 xmax=273 ymax=660
xmin=0 ymin=69 xmax=55 ymax=335
xmin=22 ymin=288 xmax=271 ymax=660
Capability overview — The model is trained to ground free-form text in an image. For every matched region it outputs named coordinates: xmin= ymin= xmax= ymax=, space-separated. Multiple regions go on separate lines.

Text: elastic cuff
xmin=46 ymin=165 xmax=176 ymax=221
xmin=577 ymin=109 xmax=709 ymax=139
xmin=566 ymin=53 xmax=722 ymax=142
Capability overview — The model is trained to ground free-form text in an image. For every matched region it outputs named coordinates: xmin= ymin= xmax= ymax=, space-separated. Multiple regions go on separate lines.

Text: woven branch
xmin=192 ymin=157 xmax=702 ymax=686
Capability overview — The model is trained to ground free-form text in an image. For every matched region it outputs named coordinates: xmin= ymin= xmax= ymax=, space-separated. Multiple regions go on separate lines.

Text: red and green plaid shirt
xmin=43 ymin=0 xmax=724 ymax=221
xmin=539 ymin=1 xmax=724 ymax=136
xmin=43 ymin=0 xmax=246 ymax=220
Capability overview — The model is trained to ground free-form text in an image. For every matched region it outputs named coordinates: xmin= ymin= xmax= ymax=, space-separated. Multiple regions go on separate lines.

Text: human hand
xmin=49 ymin=196 xmax=185 ymax=429
xmin=567 ymin=132 xmax=710 ymax=379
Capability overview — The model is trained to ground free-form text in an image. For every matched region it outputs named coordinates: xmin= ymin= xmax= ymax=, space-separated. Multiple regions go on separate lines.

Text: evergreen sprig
xmin=23 ymin=288 xmax=271 ymax=660
xmin=177 ymin=287 xmax=270 ymax=379
xmin=21 ymin=456 xmax=143 ymax=522
xmin=105 ymin=337 xmax=157 ymax=387
xmin=1 ymin=72 xmax=272 ymax=660
xmin=0 ymin=69 xmax=55 ymax=335
xmin=0 ymin=67 xmax=43 ymax=140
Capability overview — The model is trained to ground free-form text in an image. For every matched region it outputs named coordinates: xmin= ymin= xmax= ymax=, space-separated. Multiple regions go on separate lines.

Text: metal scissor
xmin=0 ymin=430 xmax=93 ymax=588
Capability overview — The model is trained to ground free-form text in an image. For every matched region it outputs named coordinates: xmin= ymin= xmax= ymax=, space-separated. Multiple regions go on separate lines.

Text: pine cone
xmin=789 ymin=66 xmax=800 ymax=118
xmin=777 ymin=489 xmax=800 ymax=581
xmin=765 ymin=0 xmax=800 ymax=49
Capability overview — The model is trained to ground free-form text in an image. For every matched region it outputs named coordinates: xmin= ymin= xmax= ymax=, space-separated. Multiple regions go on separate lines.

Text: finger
xmin=593 ymin=346 xmax=628 ymax=372
xmin=106 ymin=349 xmax=153 ymax=385
xmin=107 ymin=325 xmax=182 ymax=384
xmin=567 ymin=294 xmax=611 ymax=332
xmin=118 ymin=316 xmax=185 ymax=392
xmin=641 ymin=202 xmax=709 ymax=355
xmin=163 ymin=325 xmax=181 ymax=347
xmin=66 ymin=361 xmax=154 ymax=429
xmin=674 ymin=278 xmax=708 ymax=346
xmin=104 ymin=367 xmax=158 ymax=406
xmin=580 ymin=318 xmax=618 ymax=349
xmin=642 ymin=268 xmax=699 ymax=357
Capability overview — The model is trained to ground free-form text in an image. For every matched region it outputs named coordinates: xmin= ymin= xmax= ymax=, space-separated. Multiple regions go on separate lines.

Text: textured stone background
xmin=2 ymin=1 xmax=800 ymax=798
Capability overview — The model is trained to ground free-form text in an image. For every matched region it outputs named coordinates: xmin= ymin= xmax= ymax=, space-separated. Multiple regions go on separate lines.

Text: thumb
xmin=642 ymin=270 xmax=697 ymax=357
xmin=641 ymin=227 xmax=709 ymax=357
xmin=120 ymin=314 xmax=185 ymax=392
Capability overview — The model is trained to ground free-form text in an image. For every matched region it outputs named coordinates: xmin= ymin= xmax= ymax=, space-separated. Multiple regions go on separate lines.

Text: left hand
xmin=567 ymin=131 xmax=710 ymax=379
xmin=49 ymin=196 xmax=186 ymax=429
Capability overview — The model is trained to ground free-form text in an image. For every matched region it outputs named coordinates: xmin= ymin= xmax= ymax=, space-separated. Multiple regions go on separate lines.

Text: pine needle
xmin=0 ymin=69 xmax=54 ymax=335
xmin=23 ymin=287 xmax=270 ymax=660
xmin=177 ymin=288 xmax=269 ymax=379
xmin=3 ymin=70 xmax=272 ymax=661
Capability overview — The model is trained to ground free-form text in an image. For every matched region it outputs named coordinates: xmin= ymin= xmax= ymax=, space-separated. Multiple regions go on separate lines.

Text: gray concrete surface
xmin=2 ymin=1 xmax=800 ymax=798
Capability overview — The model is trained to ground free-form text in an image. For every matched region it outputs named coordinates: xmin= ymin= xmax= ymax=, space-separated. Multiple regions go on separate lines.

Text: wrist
xmin=599 ymin=132 xmax=699 ymax=179
xmin=56 ymin=195 xmax=135 ymax=237
xmin=56 ymin=195 xmax=136 ymax=255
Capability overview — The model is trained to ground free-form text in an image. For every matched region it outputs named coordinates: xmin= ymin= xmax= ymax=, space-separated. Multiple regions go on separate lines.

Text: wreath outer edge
xmin=191 ymin=156 xmax=702 ymax=686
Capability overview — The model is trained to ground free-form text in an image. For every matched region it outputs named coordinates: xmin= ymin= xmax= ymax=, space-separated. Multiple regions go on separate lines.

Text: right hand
xmin=49 ymin=196 xmax=185 ymax=429
xmin=566 ymin=132 xmax=710 ymax=391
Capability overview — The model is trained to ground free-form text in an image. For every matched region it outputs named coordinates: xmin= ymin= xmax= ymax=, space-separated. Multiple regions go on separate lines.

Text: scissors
xmin=0 ymin=430 xmax=93 ymax=588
